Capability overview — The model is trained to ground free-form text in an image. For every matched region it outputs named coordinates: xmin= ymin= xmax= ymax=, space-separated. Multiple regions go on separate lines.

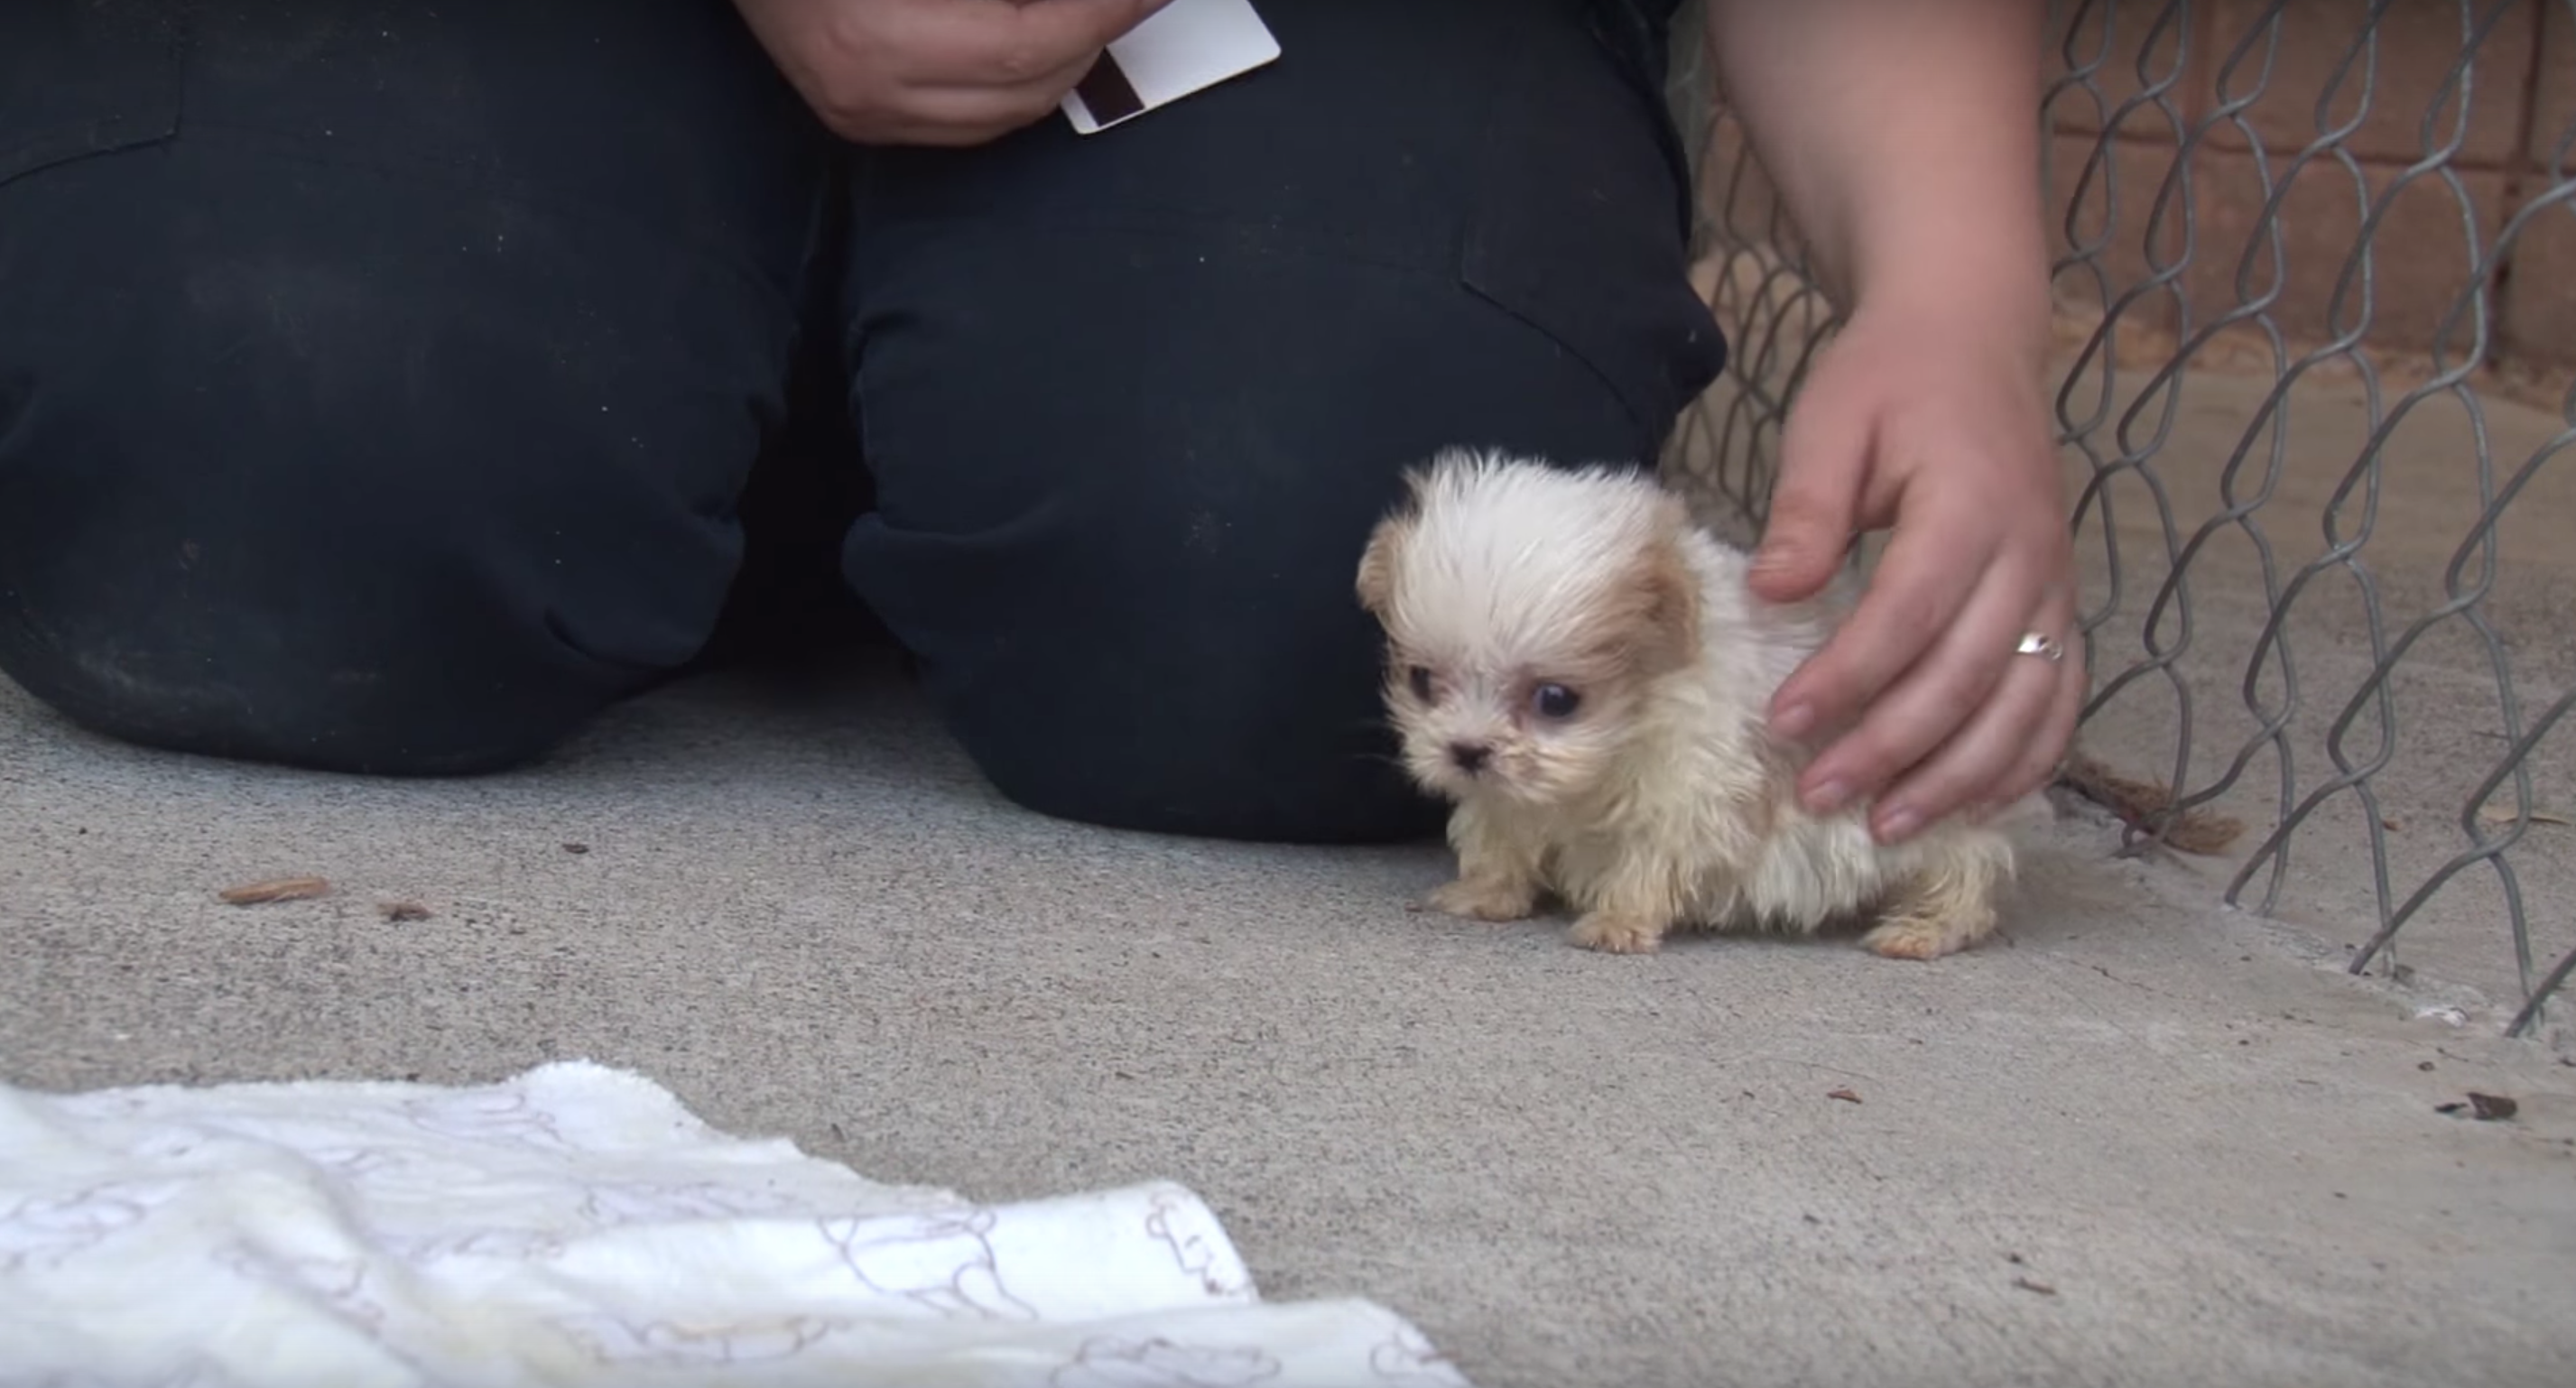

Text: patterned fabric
xmin=0 ymin=1061 xmax=1474 ymax=1387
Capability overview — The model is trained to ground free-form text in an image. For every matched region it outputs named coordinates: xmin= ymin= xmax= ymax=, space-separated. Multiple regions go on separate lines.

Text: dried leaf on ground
xmin=1826 ymin=1087 xmax=1862 ymax=1105
xmin=377 ymin=902 xmax=433 ymax=922
xmin=2013 ymin=1276 xmax=2059 ymax=1296
xmin=218 ymin=876 xmax=331 ymax=906
xmin=2054 ymin=751 xmax=2246 ymax=855
xmin=2474 ymin=805 xmax=2571 ymax=828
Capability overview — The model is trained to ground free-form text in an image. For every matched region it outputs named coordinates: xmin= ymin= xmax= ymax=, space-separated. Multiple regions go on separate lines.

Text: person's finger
xmin=976 ymin=0 xmax=1177 ymax=80
xmin=1981 ymin=634 xmax=2086 ymax=810
xmin=852 ymin=40 xmax=1132 ymax=145
xmin=1798 ymin=547 xmax=2040 ymax=818
xmin=858 ymin=0 xmax=1167 ymax=97
xmin=1748 ymin=371 xmax=1875 ymax=606
xmin=910 ymin=42 xmax=1108 ymax=97
xmin=1864 ymin=601 xmax=2074 ymax=841
xmin=1769 ymin=485 xmax=1997 ymax=752
xmin=874 ymin=47 xmax=1109 ymax=138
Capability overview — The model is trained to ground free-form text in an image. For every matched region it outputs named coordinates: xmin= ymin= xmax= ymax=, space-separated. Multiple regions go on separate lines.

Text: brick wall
xmin=2043 ymin=0 xmax=2573 ymax=378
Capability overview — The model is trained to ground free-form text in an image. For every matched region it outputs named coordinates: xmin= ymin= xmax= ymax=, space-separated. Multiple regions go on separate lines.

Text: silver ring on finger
xmin=2015 ymin=631 xmax=2065 ymax=663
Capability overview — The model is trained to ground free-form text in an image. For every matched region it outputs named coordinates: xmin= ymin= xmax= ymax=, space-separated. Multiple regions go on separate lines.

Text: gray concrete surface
xmin=6 ymin=643 xmax=2575 ymax=1387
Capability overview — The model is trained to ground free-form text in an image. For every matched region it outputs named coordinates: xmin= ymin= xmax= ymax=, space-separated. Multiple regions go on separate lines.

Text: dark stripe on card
xmin=1074 ymin=51 xmax=1146 ymax=125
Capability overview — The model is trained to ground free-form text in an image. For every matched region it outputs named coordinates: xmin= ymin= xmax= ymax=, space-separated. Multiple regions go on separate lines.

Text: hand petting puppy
xmin=1704 ymin=0 xmax=2081 ymax=845
xmin=1749 ymin=301 xmax=2080 ymax=847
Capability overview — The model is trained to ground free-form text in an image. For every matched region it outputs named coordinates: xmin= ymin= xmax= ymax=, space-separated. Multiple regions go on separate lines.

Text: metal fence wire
xmin=1658 ymin=0 xmax=2576 ymax=1040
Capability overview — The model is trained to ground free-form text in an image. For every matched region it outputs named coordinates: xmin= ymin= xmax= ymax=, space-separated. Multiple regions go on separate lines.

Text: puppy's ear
xmin=1355 ymin=513 xmax=1409 ymax=617
xmin=1618 ymin=496 xmax=1703 ymax=671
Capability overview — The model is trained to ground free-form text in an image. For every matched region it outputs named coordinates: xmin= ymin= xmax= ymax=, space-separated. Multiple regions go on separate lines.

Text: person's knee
xmin=966 ymin=692 xmax=1447 ymax=847
xmin=0 ymin=337 xmax=760 ymax=774
xmin=0 ymin=0 xmax=834 ymax=773
xmin=832 ymin=0 xmax=1723 ymax=838
xmin=0 ymin=211 xmax=773 ymax=777
xmin=918 ymin=561 xmax=1448 ymax=846
xmin=836 ymin=267 xmax=1691 ymax=843
xmin=0 ymin=443 xmax=678 ymax=776
xmin=839 ymin=392 xmax=1464 ymax=843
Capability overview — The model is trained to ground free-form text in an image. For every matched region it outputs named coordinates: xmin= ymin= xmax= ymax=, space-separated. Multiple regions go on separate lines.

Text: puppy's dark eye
xmin=1532 ymin=683 xmax=1581 ymax=719
xmin=1406 ymin=665 xmax=1437 ymax=702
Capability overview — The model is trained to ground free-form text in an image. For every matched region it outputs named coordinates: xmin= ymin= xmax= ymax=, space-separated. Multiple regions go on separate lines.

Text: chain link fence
xmin=1658 ymin=0 xmax=2576 ymax=1040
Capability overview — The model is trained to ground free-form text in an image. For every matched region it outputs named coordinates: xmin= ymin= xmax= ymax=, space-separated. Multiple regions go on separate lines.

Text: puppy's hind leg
xmin=1426 ymin=805 xmax=1545 ymax=923
xmin=1858 ymin=830 xmax=2015 ymax=961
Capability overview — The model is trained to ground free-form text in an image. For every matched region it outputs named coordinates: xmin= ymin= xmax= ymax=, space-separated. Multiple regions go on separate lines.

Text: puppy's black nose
xmin=1449 ymin=741 xmax=1491 ymax=773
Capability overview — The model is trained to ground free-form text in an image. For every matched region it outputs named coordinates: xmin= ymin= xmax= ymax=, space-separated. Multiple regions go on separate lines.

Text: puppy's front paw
xmin=1427 ymin=877 xmax=1538 ymax=922
xmin=1568 ymin=911 xmax=1669 ymax=955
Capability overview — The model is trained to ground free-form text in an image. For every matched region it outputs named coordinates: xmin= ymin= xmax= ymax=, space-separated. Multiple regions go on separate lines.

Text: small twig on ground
xmin=218 ymin=876 xmax=331 ymax=906
xmin=2054 ymin=750 xmax=2247 ymax=856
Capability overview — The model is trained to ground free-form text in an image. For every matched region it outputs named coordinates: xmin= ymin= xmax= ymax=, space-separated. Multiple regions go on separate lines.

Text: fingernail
xmin=1807 ymin=778 xmax=1850 ymax=814
xmin=1877 ymin=807 xmax=1921 ymax=843
xmin=1772 ymin=701 xmax=1815 ymax=740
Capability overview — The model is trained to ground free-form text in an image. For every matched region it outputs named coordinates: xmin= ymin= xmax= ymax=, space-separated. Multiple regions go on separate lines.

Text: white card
xmin=1061 ymin=0 xmax=1283 ymax=135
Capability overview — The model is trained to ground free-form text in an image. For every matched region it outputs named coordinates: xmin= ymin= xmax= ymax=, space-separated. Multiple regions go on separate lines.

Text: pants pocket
xmin=0 ymin=2 xmax=184 ymax=188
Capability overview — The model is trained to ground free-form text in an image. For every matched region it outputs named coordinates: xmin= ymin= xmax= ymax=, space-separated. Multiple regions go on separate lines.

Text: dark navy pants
xmin=0 ymin=0 xmax=1723 ymax=843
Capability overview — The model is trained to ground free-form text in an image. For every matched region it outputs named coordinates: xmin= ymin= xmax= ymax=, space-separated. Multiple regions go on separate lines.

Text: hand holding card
xmin=1061 ymin=0 xmax=1283 ymax=134
xmin=735 ymin=0 xmax=1182 ymax=146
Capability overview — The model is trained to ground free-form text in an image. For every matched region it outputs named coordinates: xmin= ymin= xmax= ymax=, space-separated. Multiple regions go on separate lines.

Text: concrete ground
xmin=7 ymin=637 xmax=2576 ymax=1386
xmin=2043 ymin=353 xmax=2576 ymax=1022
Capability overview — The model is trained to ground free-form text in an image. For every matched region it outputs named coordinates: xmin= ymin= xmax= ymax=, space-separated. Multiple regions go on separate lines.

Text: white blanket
xmin=0 ymin=1060 xmax=1475 ymax=1388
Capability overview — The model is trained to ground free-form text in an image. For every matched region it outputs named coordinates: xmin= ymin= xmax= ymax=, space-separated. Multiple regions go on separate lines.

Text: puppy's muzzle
xmin=1447 ymin=741 xmax=1493 ymax=775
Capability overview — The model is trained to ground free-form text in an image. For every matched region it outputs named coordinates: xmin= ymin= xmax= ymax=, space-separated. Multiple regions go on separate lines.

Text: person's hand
xmin=1747 ymin=301 xmax=2081 ymax=844
xmin=734 ymin=0 xmax=1175 ymax=146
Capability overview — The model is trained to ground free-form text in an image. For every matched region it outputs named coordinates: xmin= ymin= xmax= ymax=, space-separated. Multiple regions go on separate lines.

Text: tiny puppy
xmin=1354 ymin=447 xmax=2019 ymax=958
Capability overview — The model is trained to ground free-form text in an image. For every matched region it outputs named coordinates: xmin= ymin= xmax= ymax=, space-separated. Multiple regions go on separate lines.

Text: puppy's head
xmin=1356 ymin=447 xmax=1703 ymax=808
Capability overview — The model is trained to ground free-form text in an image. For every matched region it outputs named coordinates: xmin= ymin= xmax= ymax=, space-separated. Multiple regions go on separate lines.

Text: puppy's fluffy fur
xmin=1356 ymin=447 xmax=2017 ymax=958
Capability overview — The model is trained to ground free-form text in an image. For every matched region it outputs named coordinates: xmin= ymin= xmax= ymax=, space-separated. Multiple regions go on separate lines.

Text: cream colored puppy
xmin=1355 ymin=447 xmax=2018 ymax=958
